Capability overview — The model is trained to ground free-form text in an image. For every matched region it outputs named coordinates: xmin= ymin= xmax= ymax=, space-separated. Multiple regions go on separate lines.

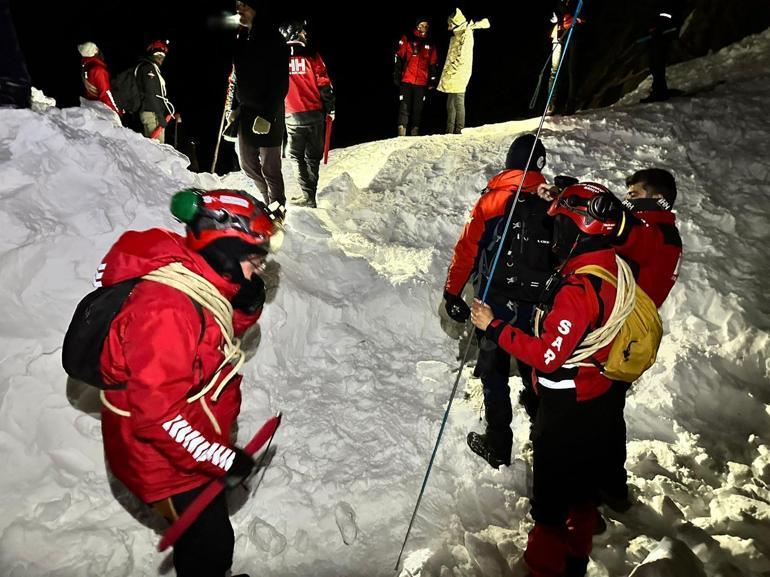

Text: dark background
xmin=11 ymin=1 xmax=770 ymax=173
xmin=11 ymin=1 xmax=560 ymax=171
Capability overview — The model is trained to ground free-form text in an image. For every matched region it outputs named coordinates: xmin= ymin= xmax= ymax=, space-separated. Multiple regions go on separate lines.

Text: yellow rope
xmin=101 ymin=262 xmax=246 ymax=421
xmin=535 ymin=255 xmax=636 ymax=367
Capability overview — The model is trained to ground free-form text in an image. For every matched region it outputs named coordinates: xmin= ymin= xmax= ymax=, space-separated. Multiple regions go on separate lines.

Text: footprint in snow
xmin=334 ymin=501 xmax=358 ymax=545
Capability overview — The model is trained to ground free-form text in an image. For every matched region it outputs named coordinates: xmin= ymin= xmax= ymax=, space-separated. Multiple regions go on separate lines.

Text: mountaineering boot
xmin=565 ymin=555 xmax=589 ymax=577
xmin=397 ymin=125 xmax=406 ymax=136
xmin=640 ymin=90 xmax=670 ymax=103
xmin=292 ymin=196 xmax=316 ymax=208
xmin=467 ymin=432 xmax=511 ymax=469
xmin=410 ymin=126 xmax=419 ymax=136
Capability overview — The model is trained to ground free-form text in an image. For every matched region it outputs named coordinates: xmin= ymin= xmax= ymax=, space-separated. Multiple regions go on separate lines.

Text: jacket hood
xmin=81 ymin=56 xmax=106 ymax=67
xmin=449 ymin=8 xmax=467 ymax=28
xmin=486 ymin=169 xmax=546 ymax=194
xmin=97 ymin=228 xmax=241 ymax=299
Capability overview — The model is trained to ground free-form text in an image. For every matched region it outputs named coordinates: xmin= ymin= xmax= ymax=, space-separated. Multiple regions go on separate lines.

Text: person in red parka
xmin=280 ymin=19 xmax=335 ymax=208
xmin=394 ymin=18 xmax=438 ymax=136
xmin=77 ymin=42 xmax=120 ymax=116
xmin=98 ymin=188 xmax=283 ymax=577
xmin=471 ymin=183 xmax=626 ymax=577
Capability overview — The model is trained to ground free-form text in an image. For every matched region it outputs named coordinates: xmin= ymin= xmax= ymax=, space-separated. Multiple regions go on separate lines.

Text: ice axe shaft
xmin=323 ymin=115 xmax=333 ymax=165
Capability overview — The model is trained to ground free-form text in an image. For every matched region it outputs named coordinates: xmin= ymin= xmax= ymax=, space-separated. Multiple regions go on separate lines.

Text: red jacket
xmin=486 ymin=248 xmax=619 ymax=401
xmin=98 ymin=228 xmax=260 ymax=503
xmin=615 ymin=209 xmax=681 ymax=307
xmin=285 ymin=42 xmax=334 ymax=115
xmin=445 ymin=169 xmax=547 ymax=297
xmin=395 ymin=34 xmax=438 ymax=86
xmin=80 ymin=56 xmax=120 ymax=115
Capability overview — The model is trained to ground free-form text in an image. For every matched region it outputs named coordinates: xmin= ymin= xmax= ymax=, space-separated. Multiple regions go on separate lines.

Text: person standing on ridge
xmin=394 ymin=17 xmax=438 ymax=136
xmin=77 ymin=42 xmax=121 ymax=117
xmin=136 ymin=39 xmax=180 ymax=143
xmin=230 ymin=0 xmax=289 ymax=209
xmin=280 ymin=19 xmax=335 ymax=209
xmin=437 ymin=8 xmax=490 ymax=134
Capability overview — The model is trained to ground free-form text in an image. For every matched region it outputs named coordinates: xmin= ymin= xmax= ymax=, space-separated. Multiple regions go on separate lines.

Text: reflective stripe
xmin=659 ymin=12 xmax=672 ymax=18
xmin=161 ymin=415 xmax=233 ymax=471
xmin=538 ymin=377 xmax=576 ymax=390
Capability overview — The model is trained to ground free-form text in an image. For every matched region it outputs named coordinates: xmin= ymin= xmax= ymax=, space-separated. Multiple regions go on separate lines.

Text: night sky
xmin=12 ymin=1 xmax=558 ymax=172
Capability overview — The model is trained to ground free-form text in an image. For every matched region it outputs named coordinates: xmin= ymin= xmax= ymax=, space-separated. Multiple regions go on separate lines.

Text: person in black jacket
xmin=640 ymin=0 xmax=682 ymax=103
xmin=232 ymin=0 xmax=289 ymax=209
xmin=136 ymin=40 xmax=178 ymax=143
xmin=0 ymin=0 xmax=31 ymax=108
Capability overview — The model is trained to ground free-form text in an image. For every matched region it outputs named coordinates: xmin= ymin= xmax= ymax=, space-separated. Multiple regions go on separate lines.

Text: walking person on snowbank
xmin=98 ymin=188 xmax=283 ymax=577
xmin=136 ymin=40 xmax=180 ymax=143
xmin=437 ymin=8 xmax=489 ymax=134
xmin=281 ymin=19 xmax=335 ymax=209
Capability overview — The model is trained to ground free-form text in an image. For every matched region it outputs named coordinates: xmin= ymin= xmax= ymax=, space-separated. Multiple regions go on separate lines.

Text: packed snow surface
xmin=0 ymin=27 xmax=769 ymax=577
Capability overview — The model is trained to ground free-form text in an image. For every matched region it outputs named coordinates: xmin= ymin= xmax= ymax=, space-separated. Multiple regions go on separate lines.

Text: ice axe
xmin=323 ymin=114 xmax=333 ymax=165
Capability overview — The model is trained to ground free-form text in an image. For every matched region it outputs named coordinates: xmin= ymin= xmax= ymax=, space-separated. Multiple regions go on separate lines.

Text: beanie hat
xmin=77 ymin=42 xmax=99 ymax=58
xmin=505 ymin=133 xmax=546 ymax=172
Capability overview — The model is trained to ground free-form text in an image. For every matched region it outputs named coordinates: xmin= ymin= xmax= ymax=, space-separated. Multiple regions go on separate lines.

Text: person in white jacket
xmin=437 ymin=8 xmax=490 ymax=134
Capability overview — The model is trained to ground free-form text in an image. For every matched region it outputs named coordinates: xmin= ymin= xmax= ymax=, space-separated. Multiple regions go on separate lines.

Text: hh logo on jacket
xmin=289 ymin=57 xmax=307 ymax=75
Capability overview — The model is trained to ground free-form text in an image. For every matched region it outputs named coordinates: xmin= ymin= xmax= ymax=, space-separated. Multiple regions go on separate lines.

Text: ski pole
xmin=529 ymin=41 xmax=558 ymax=110
xmin=394 ymin=0 xmax=584 ymax=570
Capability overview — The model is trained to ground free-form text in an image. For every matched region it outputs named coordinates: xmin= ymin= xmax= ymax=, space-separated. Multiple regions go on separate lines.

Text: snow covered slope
xmin=0 ymin=28 xmax=768 ymax=577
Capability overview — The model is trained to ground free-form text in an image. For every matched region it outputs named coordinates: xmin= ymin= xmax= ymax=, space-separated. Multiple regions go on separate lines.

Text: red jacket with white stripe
xmin=80 ymin=56 xmax=120 ymax=115
xmin=395 ymin=34 xmax=438 ymax=87
xmin=285 ymin=41 xmax=334 ymax=117
xmin=98 ymin=228 xmax=260 ymax=503
xmin=615 ymin=208 xmax=681 ymax=307
xmin=485 ymin=248 xmax=619 ymax=401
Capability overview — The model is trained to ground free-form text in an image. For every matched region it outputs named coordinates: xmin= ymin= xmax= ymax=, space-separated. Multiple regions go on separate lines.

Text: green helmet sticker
xmin=170 ymin=189 xmax=202 ymax=223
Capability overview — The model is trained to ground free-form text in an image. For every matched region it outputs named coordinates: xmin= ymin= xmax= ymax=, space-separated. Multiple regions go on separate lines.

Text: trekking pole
xmin=393 ymin=1 xmax=584 ymax=571
xmin=211 ymin=66 xmax=236 ymax=173
xmin=528 ymin=41 xmax=558 ymax=110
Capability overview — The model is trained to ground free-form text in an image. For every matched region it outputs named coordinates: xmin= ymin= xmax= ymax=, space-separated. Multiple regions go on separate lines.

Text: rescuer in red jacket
xmin=98 ymin=188 xmax=284 ymax=577
xmin=394 ymin=18 xmax=438 ymax=136
xmin=280 ymin=20 xmax=335 ymax=208
xmin=471 ymin=182 xmax=625 ymax=577
xmin=77 ymin=42 xmax=120 ymax=115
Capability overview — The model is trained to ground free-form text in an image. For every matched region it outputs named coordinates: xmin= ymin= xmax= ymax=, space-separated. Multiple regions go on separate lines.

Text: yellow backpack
xmin=575 ymin=264 xmax=663 ymax=382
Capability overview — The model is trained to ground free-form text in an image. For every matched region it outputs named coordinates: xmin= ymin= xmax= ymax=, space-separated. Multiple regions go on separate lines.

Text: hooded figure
xmin=437 ymin=8 xmax=490 ymax=133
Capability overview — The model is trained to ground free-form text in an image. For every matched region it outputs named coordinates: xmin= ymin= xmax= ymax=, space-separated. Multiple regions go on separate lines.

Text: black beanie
xmin=505 ymin=134 xmax=546 ymax=172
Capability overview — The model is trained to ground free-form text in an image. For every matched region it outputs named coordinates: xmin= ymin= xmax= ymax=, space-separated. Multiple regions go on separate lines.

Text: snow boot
xmin=640 ymin=91 xmax=670 ymax=103
xmin=397 ymin=125 xmax=406 ymax=136
xmin=410 ymin=126 xmax=419 ymax=136
xmin=467 ymin=432 xmax=511 ymax=469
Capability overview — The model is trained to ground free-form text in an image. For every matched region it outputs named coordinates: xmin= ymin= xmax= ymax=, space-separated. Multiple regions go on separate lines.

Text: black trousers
xmin=598 ymin=381 xmax=631 ymax=505
xmin=286 ymin=119 xmax=324 ymax=200
xmin=398 ymin=83 xmax=427 ymax=129
xmin=530 ymin=386 xmax=621 ymax=525
xmin=167 ymin=485 xmax=234 ymax=577
xmin=649 ymin=31 xmax=670 ymax=97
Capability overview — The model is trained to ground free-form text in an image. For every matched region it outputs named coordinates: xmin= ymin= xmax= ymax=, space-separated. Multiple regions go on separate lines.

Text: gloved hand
xmin=232 ymin=274 xmax=266 ymax=314
xmin=224 ymin=446 xmax=256 ymax=488
xmin=443 ymin=290 xmax=471 ymax=323
xmin=252 ymin=115 xmax=271 ymax=135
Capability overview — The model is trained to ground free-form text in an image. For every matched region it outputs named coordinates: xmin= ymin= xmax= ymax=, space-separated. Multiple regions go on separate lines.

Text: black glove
xmin=554 ymin=174 xmax=579 ymax=191
xmin=232 ymin=274 xmax=266 ymax=314
xmin=443 ymin=290 xmax=470 ymax=323
xmin=225 ymin=446 xmax=256 ymax=488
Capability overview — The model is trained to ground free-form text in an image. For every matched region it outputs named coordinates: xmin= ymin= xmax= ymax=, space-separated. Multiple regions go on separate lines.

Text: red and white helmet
xmin=547 ymin=182 xmax=619 ymax=236
xmin=185 ymin=189 xmax=282 ymax=253
xmin=146 ymin=39 xmax=170 ymax=56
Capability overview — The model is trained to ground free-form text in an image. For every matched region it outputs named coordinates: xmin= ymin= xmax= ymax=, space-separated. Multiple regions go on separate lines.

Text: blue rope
xmin=394 ymin=1 xmax=584 ymax=570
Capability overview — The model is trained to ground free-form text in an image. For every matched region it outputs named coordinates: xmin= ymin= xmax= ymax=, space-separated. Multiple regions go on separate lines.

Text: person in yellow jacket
xmin=437 ymin=8 xmax=490 ymax=134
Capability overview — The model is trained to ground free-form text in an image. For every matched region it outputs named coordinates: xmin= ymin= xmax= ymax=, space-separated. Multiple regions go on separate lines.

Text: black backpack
xmin=62 ymin=279 xmax=203 ymax=389
xmin=111 ymin=65 xmax=142 ymax=115
xmin=480 ymin=193 xmax=555 ymax=304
